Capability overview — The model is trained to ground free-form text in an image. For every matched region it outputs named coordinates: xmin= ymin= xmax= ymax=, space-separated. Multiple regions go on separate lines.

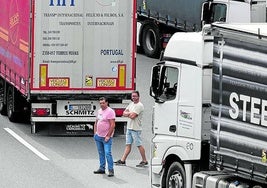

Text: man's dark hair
xmin=99 ymin=97 xmax=109 ymax=106
xmin=99 ymin=97 xmax=108 ymax=102
xmin=132 ymin=90 xmax=140 ymax=97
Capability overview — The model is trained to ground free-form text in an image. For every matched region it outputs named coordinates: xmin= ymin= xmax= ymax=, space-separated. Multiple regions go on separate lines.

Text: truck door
xmin=151 ymin=64 xmax=179 ymax=136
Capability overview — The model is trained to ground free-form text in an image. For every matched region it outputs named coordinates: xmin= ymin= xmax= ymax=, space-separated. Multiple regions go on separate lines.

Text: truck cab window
xmin=159 ymin=67 xmax=178 ymax=101
xmin=210 ymin=3 xmax=227 ymax=23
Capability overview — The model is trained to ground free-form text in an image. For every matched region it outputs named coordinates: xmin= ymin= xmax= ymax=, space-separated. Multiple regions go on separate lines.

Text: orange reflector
xmin=118 ymin=65 xmax=126 ymax=87
xmin=40 ymin=65 xmax=48 ymax=87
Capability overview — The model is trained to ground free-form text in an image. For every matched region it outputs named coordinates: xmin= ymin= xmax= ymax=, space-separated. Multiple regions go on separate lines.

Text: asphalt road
xmin=0 ymin=54 xmax=158 ymax=188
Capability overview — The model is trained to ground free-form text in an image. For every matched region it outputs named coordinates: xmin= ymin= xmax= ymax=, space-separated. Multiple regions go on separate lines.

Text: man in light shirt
xmin=114 ymin=91 xmax=148 ymax=167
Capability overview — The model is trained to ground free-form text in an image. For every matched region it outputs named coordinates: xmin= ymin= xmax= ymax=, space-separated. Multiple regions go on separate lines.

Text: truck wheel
xmin=166 ymin=162 xmax=186 ymax=188
xmin=0 ymin=79 xmax=7 ymax=115
xmin=141 ymin=22 xmax=161 ymax=58
xmin=7 ymin=87 xmax=18 ymax=122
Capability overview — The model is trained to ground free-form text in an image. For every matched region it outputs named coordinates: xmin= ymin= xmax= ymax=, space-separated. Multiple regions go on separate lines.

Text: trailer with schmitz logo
xmin=0 ymin=0 xmax=136 ymax=134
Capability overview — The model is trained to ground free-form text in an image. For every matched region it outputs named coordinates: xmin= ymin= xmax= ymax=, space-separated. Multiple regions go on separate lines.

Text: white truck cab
xmin=149 ymin=23 xmax=267 ymax=188
xmin=150 ymin=29 xmax=213 ymax=188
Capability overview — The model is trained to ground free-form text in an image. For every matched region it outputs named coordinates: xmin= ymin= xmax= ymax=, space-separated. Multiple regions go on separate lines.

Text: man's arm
xmin=94 ymin=120 xmax=98 ymax=135
xmin=128 ymin=112 xmax=138 ymax=119
xmin=123 ymin=109 xmax=138 ymax=119
xmin=123 ymin=109 xmax=130 ymax=117
xmin=105 ymin=119 xmax=115 ymax=142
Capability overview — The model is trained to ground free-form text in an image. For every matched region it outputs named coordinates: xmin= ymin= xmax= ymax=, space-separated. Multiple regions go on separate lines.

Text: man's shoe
xmin=136 ymin=161 xmax=148 ymax=167
xmin=108 ymin=170 xmax=114 ymax=177
xmin=93 ymin=169 xmax=105 ymax=174
xmin=114 ymin=159 xmax=126 ymax=166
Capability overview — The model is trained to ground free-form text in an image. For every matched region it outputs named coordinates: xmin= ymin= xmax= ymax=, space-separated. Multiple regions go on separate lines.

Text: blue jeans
xmin=94 ymin=134 xmax=114 ymax=171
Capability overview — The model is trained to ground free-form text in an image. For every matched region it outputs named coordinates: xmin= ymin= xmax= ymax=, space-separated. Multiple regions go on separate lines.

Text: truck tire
xmin=166 ymin=162 xmax=186 ymax=188
xmin=141 ymin=22 xmax=161 ymax=58
xmin=7 ymin=87 xmax=18 ymax=122
xmin=0 ymin=79 xmax=7 ymax=115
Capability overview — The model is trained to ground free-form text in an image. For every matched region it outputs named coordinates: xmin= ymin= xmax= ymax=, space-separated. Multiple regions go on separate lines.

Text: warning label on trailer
xmin=85 ymin=75 xmax=93 ymax=87
xmin=48 ymin=78 xmax=69 ymax=87
xmin=97 ymin=78 xmax=116 ymax=87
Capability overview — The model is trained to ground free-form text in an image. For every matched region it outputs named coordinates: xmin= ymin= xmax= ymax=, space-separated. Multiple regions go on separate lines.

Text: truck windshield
xmin=209 ymin=3 xmax=227 ymax=22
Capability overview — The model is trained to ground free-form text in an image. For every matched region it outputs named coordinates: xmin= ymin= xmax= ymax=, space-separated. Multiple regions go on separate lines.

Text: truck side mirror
xmin=149 ymin=86 xmax=155 ymax=97
xmin=201 ymin=1 xmax=211 ymax=26
xmin=150 ymin=65 xmax=162 ymax=99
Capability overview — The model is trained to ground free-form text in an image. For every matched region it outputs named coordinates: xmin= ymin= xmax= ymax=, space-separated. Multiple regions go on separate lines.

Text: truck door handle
xmin=169 ymin=125 xmax=176 ymax=132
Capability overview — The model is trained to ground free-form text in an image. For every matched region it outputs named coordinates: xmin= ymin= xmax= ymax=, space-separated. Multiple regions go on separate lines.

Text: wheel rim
xmin=168 ymin=170 xmax=183 ymax=188
xmin=145 ymin=28 xmax=156 ymax=51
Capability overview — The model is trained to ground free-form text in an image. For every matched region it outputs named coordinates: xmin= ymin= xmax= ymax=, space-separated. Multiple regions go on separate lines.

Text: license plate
xmin=65 ymin=104 xmax=95 ymax=116
xmin=66 ymin=124 xmax=94 ymax=131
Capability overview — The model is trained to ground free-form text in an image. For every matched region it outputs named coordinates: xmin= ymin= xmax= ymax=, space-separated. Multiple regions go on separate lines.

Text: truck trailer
xmin=149 ymin=23 xmax=267 ymax=188
xmin=137 ymin=0 xmax=266 ymax=58
xmin=0 ymin=0 xmax=136 ymax=134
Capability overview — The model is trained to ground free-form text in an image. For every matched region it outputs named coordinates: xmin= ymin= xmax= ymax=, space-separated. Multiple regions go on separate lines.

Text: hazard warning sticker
xmin=97 ymin=78 xmax=116 ymax=87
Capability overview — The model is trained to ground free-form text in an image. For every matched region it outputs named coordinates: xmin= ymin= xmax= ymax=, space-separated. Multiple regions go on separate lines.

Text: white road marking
xmin=4 ymin=128 xmax=49 ymax=161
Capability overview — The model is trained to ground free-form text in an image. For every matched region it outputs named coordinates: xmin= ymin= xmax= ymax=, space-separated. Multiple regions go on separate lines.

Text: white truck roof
xmin=163 ymin=31 xmax=213 ymax=67
xmin=212 ymin=23 xmax=267 ymax=36
xmin=164 ymin=23 xmax=267 ymax=68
